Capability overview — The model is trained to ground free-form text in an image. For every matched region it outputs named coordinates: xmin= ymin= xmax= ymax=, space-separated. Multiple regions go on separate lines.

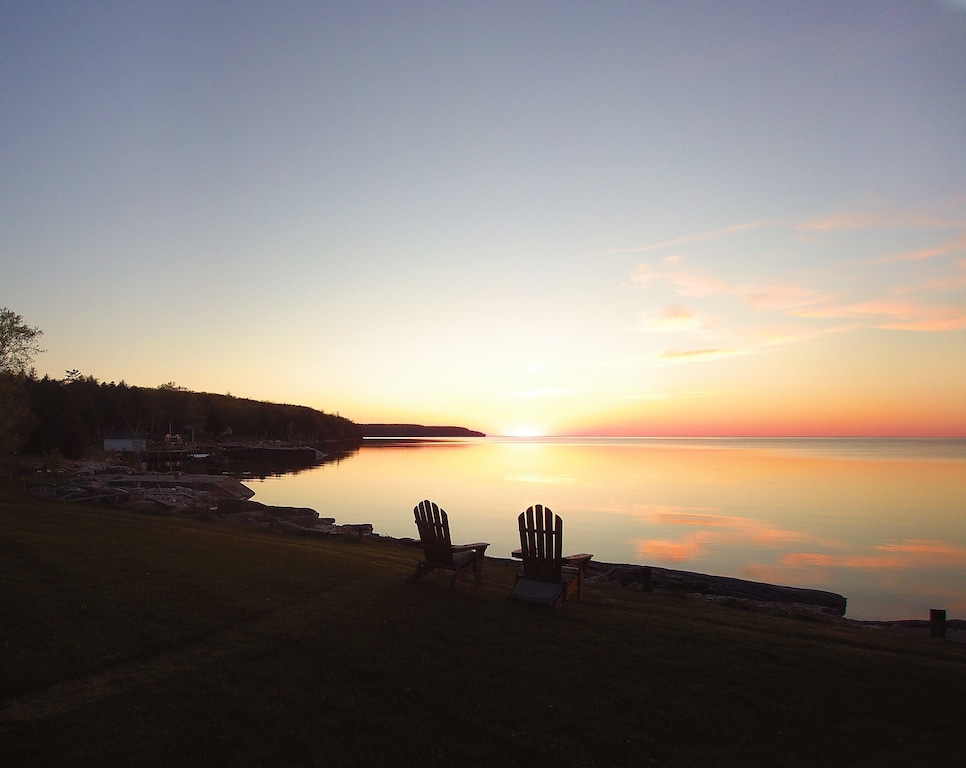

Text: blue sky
xmin=3 ymin=2 xmax=965 ymax=435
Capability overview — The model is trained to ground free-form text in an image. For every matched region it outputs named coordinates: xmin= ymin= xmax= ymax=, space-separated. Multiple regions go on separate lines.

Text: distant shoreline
xmin=361 ymin=424 xmax=485 ymax=438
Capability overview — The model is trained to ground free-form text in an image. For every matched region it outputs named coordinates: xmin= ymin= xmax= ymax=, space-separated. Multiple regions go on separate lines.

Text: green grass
xmin=2 ymin=485 xmax=965 ymax=767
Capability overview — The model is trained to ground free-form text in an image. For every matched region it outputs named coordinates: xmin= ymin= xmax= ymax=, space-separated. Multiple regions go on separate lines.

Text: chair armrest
xmin=452 ymin=542 xmax=489 ymax=553
xmin=563 ymin=553 xmax=593 ymax=601
xmin=563 ymin=553 xmax=593 ymax=569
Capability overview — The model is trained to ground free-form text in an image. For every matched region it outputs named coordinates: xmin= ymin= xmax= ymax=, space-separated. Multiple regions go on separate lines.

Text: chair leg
xmin=409 ymin=562 xmax=433 ymax=582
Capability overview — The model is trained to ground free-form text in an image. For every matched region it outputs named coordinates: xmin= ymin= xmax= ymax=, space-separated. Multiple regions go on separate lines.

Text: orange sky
xmin=5 ymin=4 xmax=966 ymax=437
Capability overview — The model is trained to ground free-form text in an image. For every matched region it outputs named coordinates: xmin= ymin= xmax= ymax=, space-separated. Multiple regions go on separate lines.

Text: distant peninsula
xmin=361 ymin=424 xmax=485 ymax=438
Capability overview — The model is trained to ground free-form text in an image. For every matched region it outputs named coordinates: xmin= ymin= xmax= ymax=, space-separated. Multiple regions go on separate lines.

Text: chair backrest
xmin=414 ymin=499 xmax=455 ymax=567
xmin=518 ymin=504 xmax=563 ymax=582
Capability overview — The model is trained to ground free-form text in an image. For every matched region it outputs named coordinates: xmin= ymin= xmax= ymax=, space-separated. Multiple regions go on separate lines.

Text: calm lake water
xmin=243 ymin=437 xmax=966 ymax=622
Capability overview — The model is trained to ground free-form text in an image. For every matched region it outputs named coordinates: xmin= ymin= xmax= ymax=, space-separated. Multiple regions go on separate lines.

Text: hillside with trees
xmin=16 ymin=376 xmax=363 ymax=459
xmin=1 ymin=306 xmax=477 ymax=461
xmin=0 ymin=306 xmax=361 ymax=459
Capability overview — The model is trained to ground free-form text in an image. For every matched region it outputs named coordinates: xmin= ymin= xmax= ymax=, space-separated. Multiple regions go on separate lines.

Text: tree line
xmin=12 ymin=376 xmax=363 ymax=458
xmin=0 ymin=306 xmax=362 ymax=459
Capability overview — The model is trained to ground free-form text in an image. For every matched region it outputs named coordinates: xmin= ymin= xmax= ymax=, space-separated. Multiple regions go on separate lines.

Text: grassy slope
xmin=1 ymin=486 xmax=964 ymax=767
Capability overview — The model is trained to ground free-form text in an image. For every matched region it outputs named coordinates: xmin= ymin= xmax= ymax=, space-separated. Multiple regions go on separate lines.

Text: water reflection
xmin=245 ymin=437 xmax=966 ymax=621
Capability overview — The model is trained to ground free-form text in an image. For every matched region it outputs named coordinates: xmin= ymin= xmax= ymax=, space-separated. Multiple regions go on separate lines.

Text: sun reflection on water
xmin=246 ymin=437 xmax=966 ymax=620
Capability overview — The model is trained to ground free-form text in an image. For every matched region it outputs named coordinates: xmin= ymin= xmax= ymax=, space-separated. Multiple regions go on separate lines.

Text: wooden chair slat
xmin=511 ymin=504 xmax=592 ymax=608
xmin=410 ymin=499 xmax=488 ymax=588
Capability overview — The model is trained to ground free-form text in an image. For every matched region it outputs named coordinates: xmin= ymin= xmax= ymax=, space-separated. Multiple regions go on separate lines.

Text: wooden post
xmin=930 ymin=608 xmax=946 ymax=638
xmin=640 ymin=566 xmax=654 ymax=593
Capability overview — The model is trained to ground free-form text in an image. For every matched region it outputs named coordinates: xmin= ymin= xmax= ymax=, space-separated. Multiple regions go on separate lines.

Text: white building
xmin=104 ymin=432 xmax=147 ymax=453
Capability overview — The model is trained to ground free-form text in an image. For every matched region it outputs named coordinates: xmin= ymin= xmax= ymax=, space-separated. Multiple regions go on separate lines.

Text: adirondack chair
xmin=409 ymin=499 xmax=489 ymax=587
xmin=510 ymin=504 xmax=592 ymax=607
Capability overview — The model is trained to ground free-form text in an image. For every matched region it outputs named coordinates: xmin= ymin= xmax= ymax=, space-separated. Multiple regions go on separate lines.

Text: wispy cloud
xmin=799 ymin=211 xmax=885 ymax=232
xmin=637 ymin=538 xmax=703 ymax=562
xmin=639 ymin=304 xmax=704 ymax=333
xmin=871 ymin=235 xmax=966 ymax=265
xmin=634 ymin=513 xmax=816 ymax=563
xmin=613 ymin=221 xmax=766 ymax=255
xmin=658 ymin=348 xmax=742 ymax=362
xmin=880 ymin=316 xmax=966 ymax=331
xmin=634 ymin=245 xmax=966 ymax=354
xmin=799 ymin=210 xmax=966 ymax=233
xmin=746 ymin=283 xmax=829 ymax=312
xmin=793 ymin=299 xmax=966 ymax=331
xmin=626 ymin=206 xmax=966 ymax=373
xmin=631 ymin=260 xmax=735 ymax=296
xmin=633 ymin=257 xmax=831 ymax=312
xmin=780 ymin=539 xmax=966 ymax=571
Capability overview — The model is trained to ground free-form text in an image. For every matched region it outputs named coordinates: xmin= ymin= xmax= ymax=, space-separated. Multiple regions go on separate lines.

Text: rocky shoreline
xmin=33 ymin=468 xmax=963 ymax=639
xmin=584 ymin=561 xmax=848 ymax=615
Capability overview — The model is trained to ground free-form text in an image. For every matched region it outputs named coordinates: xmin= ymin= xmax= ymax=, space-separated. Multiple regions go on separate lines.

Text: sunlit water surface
xmin=244 ymin=437 xmax=966 ymax=621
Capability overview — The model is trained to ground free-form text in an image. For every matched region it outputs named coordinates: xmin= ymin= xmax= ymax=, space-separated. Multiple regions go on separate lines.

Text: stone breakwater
xmin=583 ymin=561 xmax=848 ymax=616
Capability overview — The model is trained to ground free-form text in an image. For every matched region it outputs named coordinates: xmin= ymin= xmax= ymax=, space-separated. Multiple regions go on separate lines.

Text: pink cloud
xmin=795 ymin=299 xmax=920 ymax=319
xmin=873 ymin=235 xmax=966 ymax=264
xmin=638 ymin=538 xmax=705 ymax=562
xmin=778 ymin=539 xmax=966 ymax=574
xmin=794 ymin=299 xmax=966 ymax=332
xmin=799 ymin=212 xmax=885 ymax=232
xmin=876 ymin=540 xmax=966 ymax=561
xmin=799 ymin=210 xmax=966 ymax=233
xmin=880 ymin=316 xmax=966 ymax=331
xmin=639 ymin=304 xmax=709 ymax=334
xmin=747 ymin=283 xmax=828 ymax=312
xmin=631 ymin=263 xmax=658 ymax=286
xmin=632 ymin=261 xmax=736 ymax=297
xmin=634 ymin=259 xmax=832 ymax=314
xmin=633 ymin=522 xmax=803 ymax=562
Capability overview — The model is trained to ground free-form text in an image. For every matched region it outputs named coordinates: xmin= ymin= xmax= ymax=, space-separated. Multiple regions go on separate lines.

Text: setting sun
xmin=504 ymin=425 xmax=546 ymax=438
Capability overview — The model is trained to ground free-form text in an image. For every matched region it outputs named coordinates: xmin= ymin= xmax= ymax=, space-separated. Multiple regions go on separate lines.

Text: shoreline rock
xmin=216 ymin=498 xmax=374 ymax=537
xmin=585 ymin=562 xmax=848 ymax=616
xmin=38 ymin=467 xmax=959 ymax=632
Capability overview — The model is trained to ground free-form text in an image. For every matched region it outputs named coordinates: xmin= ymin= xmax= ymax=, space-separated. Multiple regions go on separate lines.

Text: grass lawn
xmin=2 ymin=484 xmax=965 ymax=767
